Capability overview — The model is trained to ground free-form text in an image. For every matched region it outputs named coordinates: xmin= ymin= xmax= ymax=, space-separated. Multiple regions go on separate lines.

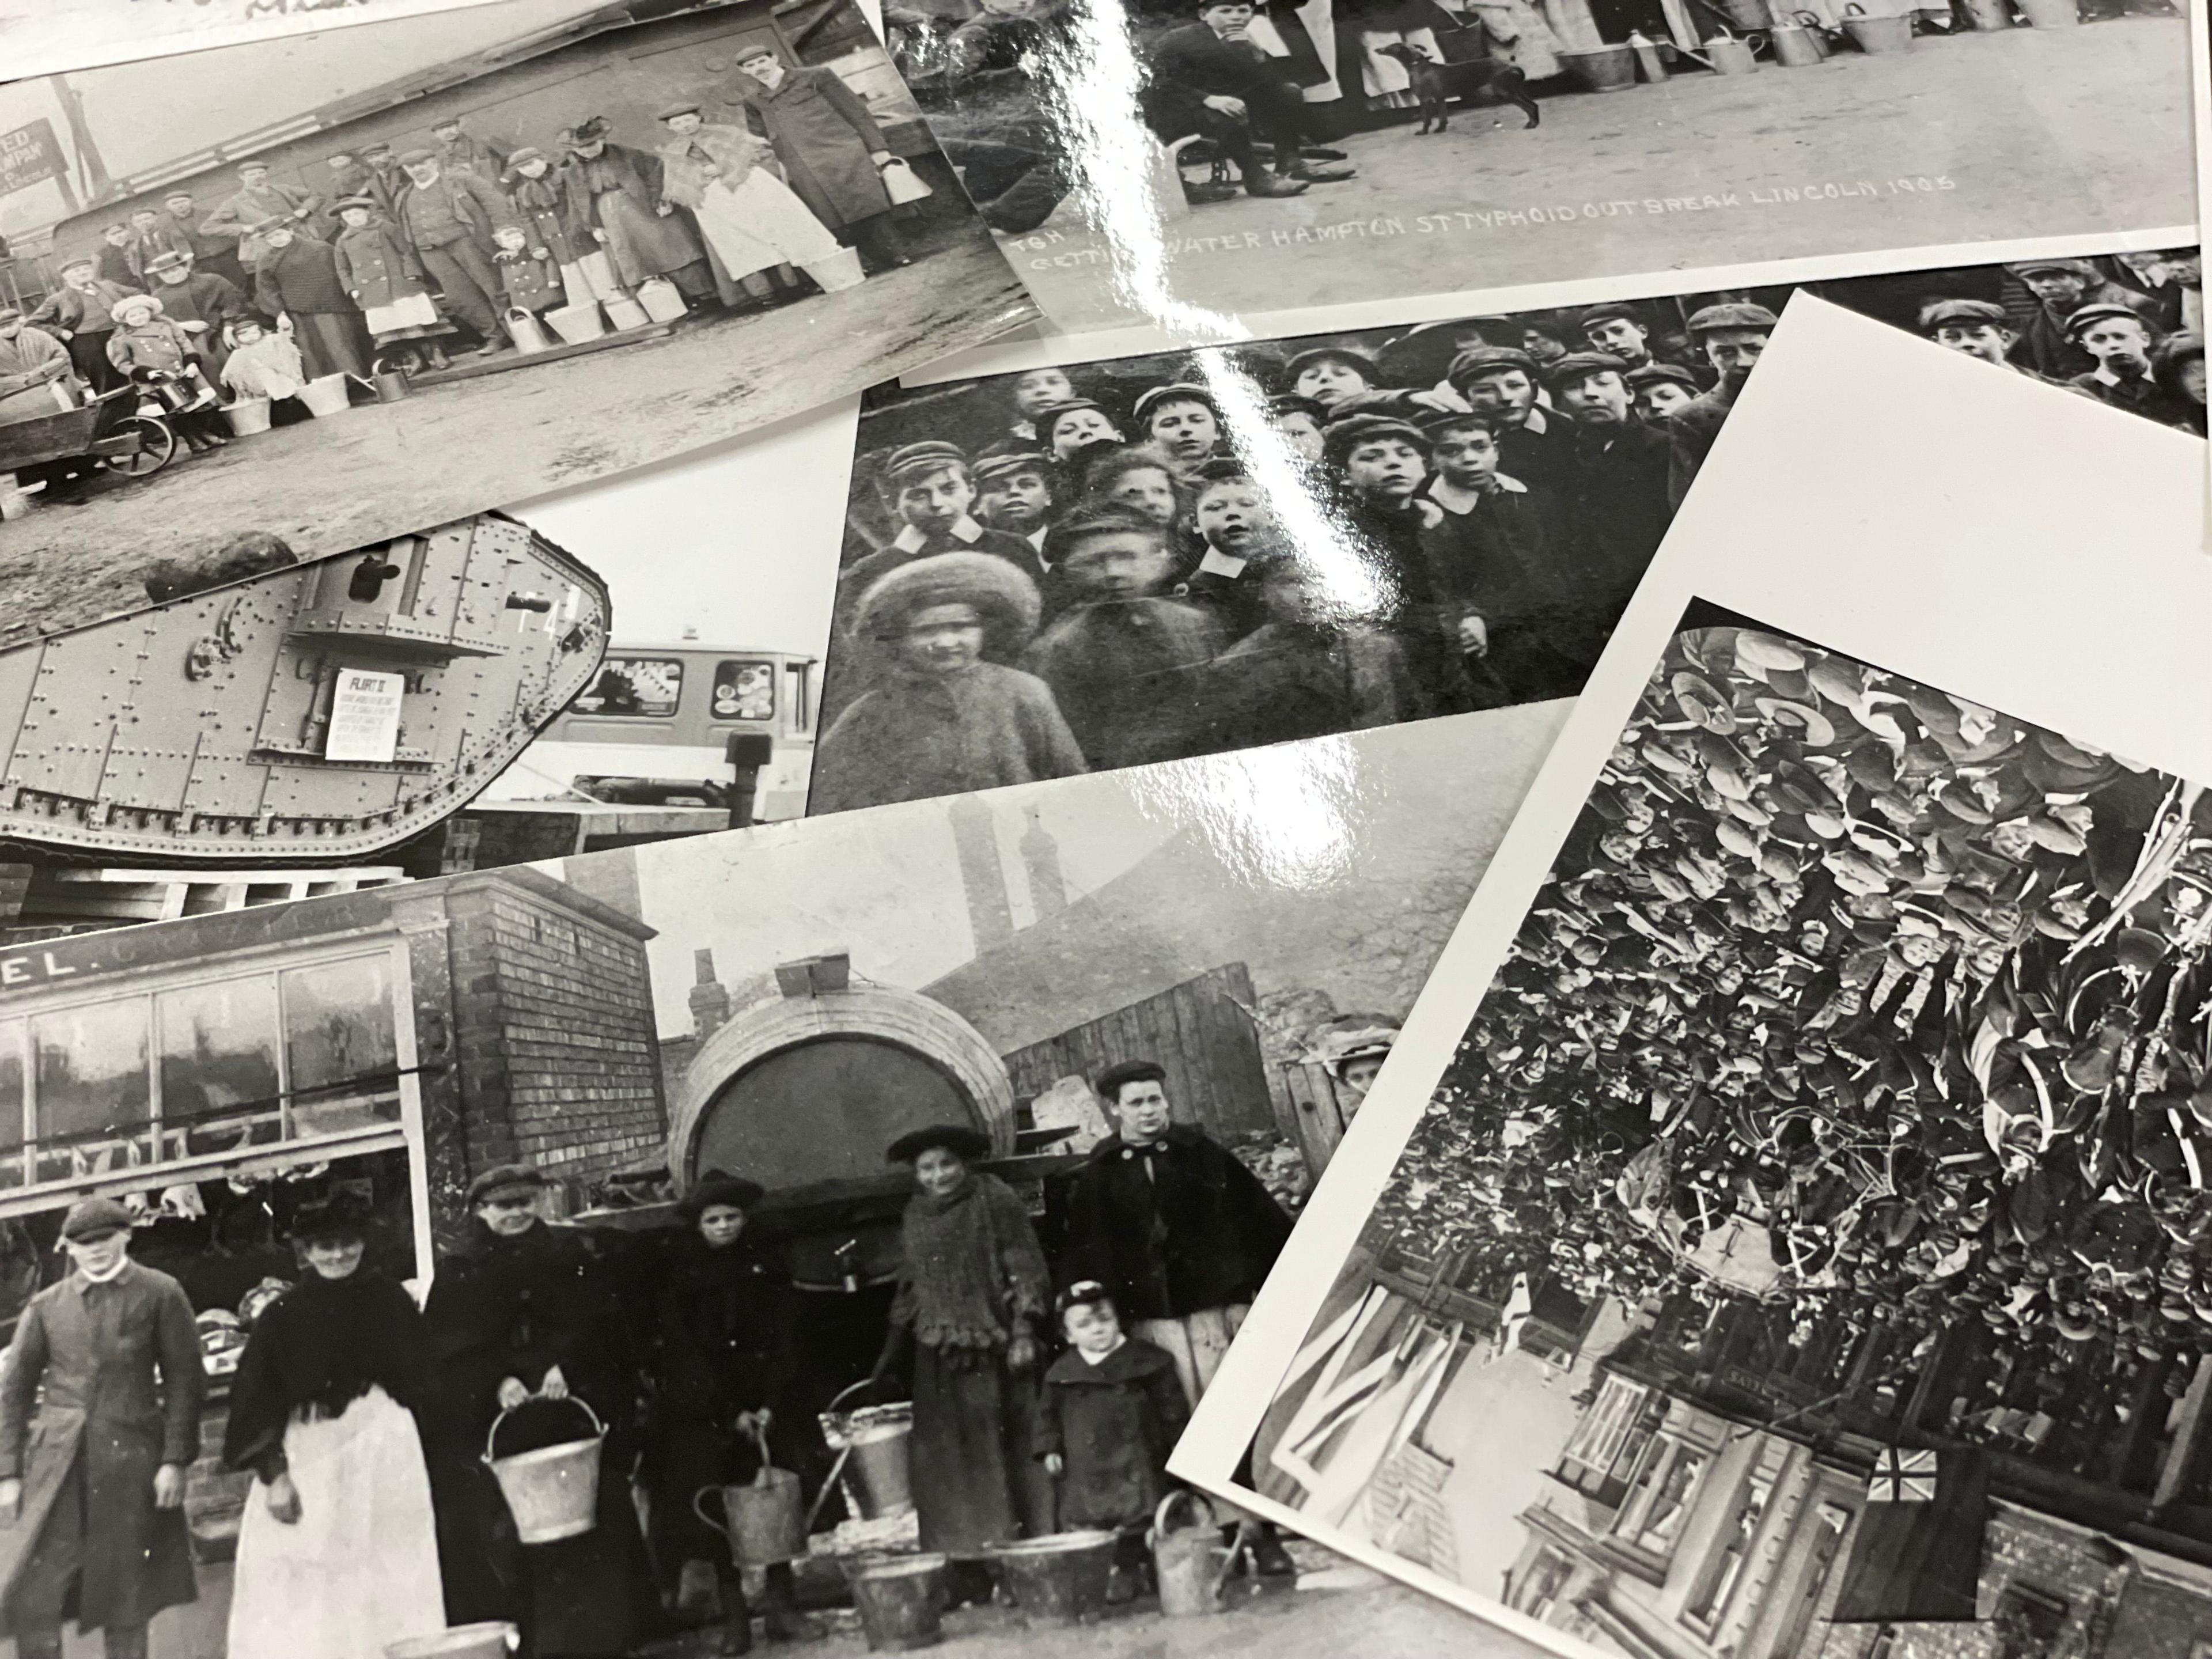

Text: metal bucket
xmin=385 ymin=1624 xmax=518 ymax=1659
xmin=1559 ymin=44 xmax=1638 ymax=91
xmin=1714 ymin=0 xmax=1771 ymax=24
xmin=821 ymin=1382 xmax=915 ymax=1519
xmin=990 ymin=1532 xmax=1116 ymax=1627
xmin=801 ymin=247 xmax=867 ymax=293
xmin=1841 ymin=5 xmax=1914 ymax=50
xmin=298 ymin=373 xmax=352 ymax=417
xmin=844 ymin=1554 xmax=946 ymax=1651
xmin=483 ymin=1397 xmax=604 ymax=1544
xmin=695 ymin=1467 xmax=807 ymax=1565
xmin=604 ymin=295 xmax=650 ymax=331
xmin=544 ymin=302 xmax=606 ymax=347
xmin=221 ymin=398 xmax=271 ymax=437
xmin=506 ymin=308 xmax=554 ymax=354
xmin=1769 ymin=21 xmax=1824 ymax=62
xmin=636 ymin=276 xmax=688 ymax=323
xmin=1790 ymin=10 xmax=1833 ymax=53
xmin=1149 ymin=1492 xmax=1228 ymax=1618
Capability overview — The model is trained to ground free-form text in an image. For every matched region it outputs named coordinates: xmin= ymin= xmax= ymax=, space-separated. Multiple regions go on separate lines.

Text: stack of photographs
xmin=0 ymin=3 xmax=2205 ymax=1659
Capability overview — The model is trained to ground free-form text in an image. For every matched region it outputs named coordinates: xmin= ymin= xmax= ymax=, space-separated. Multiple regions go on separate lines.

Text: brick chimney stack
xmin=1020 ymin=804 xmax=1067 ymax=920
xmin=946 ymin=796 xmax=1013 ymax=951
xmin=688 ymin=947 xmax=732 ymax=1040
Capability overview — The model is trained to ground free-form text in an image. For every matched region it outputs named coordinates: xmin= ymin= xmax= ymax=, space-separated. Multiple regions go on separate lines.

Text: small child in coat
xmin=1035 ymin=1281 xmax=1190 ymax=1596
xmin=491 ymin=224 xmax=565 ymax=323
xmin=221 ymin=317 xmax=314 ymax=425
xmin=105 ymin=293 xmax=228 ymax=454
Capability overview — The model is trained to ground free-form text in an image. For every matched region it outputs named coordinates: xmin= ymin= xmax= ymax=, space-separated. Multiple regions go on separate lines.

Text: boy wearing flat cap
xmin=1918 ymin=297 xmax=2039 ymax=377
xmin=0 ymin=1198 xmax=205 ymax=1659
xmin=1577 ymin=301 xmax=1688 ymax=378
xmin=972 ymin=446 xmax=1058 ymax=553
xmin=2064 ymin=302 xmax=2192 ymax=425
xmin=1446 ymin=344 xmax=1575 ymax=515
xmin=2007 ymin=256 xmax=2157 ymax=380
xmin=1626 ymin=361 xmax=1699 ymax=425
xmin=1548 ymin=349 xmax=1671 ymax=591
xmin=1665 ymin=301 xmax=1775 ymax=507
xmin=813 ymin=551 xmax=1084 ymax=813
xmin=1134 ymin=382 xmax=1223 ymax=467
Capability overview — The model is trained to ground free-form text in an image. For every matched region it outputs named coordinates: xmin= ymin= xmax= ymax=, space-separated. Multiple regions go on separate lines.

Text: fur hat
xmin=851 ymin=551 xmax=1042 ymax=650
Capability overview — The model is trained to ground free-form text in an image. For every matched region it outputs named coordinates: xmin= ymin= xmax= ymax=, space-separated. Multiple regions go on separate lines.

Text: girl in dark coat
xmin=1034 ymin=1282 xmax=1188 ymax=1555
xmin=870 ymin=1126 xmax=1054 ymax=1594
xmin=422 ymin=1166 xmax=656 ymax=1659
xmin=648 ymin=1175 xmax=812 ymax=1654
xmin=222 ymin=1196 xmax=444 ymax=1659
xmin=253 ymin=223 xmax=373 ymax=380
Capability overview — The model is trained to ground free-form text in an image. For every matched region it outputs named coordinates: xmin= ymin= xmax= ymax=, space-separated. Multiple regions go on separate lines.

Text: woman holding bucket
xmin=653 ymin=104 xmax=841 ymax=312
xmin=223 ymin=1194 xmax=445 ymax=1659
xmin=423 ymin=1164 xmax=657 ymax=1659
xmin=647 ymin=1172 xmax=814 ymax=1654
xmin=870 ymin=1124 xmax=1054 ymax=1598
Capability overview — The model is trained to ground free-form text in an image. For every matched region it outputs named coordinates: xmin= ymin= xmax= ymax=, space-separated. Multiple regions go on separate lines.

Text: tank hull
xmin=0 ymin=514 xmax=608 ymax=863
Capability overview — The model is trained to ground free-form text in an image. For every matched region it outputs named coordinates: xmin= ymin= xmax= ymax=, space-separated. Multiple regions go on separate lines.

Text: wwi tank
xmin=0 ymin=514 xmax=608 ymax=863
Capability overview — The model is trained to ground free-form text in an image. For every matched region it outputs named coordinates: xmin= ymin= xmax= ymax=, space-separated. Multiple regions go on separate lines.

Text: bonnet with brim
xmin=852 ymin=551 xmax=1041 ymax=653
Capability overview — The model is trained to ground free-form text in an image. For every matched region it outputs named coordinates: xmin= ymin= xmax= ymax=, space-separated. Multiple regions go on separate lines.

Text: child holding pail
xmin=491 ymin=223 xmax=567 ymax=339
xmin=330 ymin=195 xmax=454 ymax=376
xmin=646 ymin=1172 xmax=817 ymax=1654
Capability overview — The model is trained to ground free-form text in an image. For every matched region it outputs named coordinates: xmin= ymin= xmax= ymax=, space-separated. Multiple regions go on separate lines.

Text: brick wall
xmin=445 ymin=878 xmax=667 ymax=1218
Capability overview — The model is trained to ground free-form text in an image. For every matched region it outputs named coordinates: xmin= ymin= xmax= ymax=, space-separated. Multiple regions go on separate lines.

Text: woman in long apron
xmin=654 ymin=105 xmax=843 ymax=310
xmin=868 ymin=1126 xmax=1054 ymax=1603
xmin=223 ymin=1195 xmax=444 ymax=1659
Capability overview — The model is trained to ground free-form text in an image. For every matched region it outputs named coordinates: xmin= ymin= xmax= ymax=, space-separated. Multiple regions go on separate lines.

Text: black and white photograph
xmin=0 ymin=0 xmax=1033 ymax=624
xmin=0 ymin=412 xmax=842 ymax=937
xmin=877 ymin=0 xmax=2192 ymax=331
xmin=809 ymin=244 xmax=2201 ymax=817
xmin=1164 ymin=300 xmax=2212 ymax=1659
xmin=0 ymin=697 xmax=1563 ymax=1659
xmin=0 ymin=0 xmax=513 ymax=80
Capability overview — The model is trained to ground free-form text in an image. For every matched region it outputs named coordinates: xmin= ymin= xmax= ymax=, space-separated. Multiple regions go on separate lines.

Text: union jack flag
xmin=1867 ymin=1448 xmax=1939 ymax=1503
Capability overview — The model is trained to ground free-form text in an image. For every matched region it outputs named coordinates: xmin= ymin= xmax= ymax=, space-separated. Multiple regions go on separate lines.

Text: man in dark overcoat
xmin=730 ymin=46 xmax=908 ymax=271
xmin=391 ymin=148 xmax=516 ymax=352
xmin=0 ymin=1198 xmax=203 ymax=1659
xmin=1664 ymin=302 xmax=1775 ymax=507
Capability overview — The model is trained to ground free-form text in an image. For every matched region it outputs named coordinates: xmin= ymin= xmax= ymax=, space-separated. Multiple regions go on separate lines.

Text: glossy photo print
xmin=807 ymin=245 xmax=2201 ymax=818
xmin=0 ymin=697 xmax=1565 ymax=1659
xmin=0 ymin=0 xmax=512 ymax=79
xmin=0 ymin=403 xmax=844 ymax=933
xmin=878 ymin=0 xmax=2194 ymax=332
xmin=0 ymin=0 xmax=1033 ymax=632
xmin=1164 ymin=299 xmax=2212 ymax=1659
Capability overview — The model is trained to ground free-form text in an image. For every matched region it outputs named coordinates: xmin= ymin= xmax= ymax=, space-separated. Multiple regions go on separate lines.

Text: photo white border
xmin=1168 ymin=294 xmax=2212 ymax=1649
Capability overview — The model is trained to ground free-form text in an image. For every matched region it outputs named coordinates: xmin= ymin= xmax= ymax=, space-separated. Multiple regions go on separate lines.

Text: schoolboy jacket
xmin=333 ymin=220 xmax=431 ymax=309
xmin=1061 ymin=1125 xmax=1293 ymax=1322
xmin=1033 ymin=1338 xmax=1190 ymax=1529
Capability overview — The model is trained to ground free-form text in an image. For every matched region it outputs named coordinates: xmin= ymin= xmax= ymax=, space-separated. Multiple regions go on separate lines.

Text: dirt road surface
xmin=1005 ymin=20 xmax=2193 ymax=330
xmin=1 ymin=233 xmax=1032 ymax=649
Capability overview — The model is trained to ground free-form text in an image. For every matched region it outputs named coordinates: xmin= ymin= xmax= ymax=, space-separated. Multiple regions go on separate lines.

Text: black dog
xmin=1378 ymin=43 xmax=1540 ymax=134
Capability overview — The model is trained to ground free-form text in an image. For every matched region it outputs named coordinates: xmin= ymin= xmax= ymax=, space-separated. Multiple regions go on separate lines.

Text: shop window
xmin=282 ymin=957 xmax=401 ymax=1137
xmin=1558 ymin=1375 xmax=1660 ymax=1505
xmin=158 ymin=977 xmax=283 ymax=1155
xmin=1685 ymin=1472 xmax=1771 ymax=1630
xmin=714 ymin=660 xmax=775 ymax=723
xmin=31 ymin=1001 xmax=150 ymax=1185
xmin=574 ymin=656 xmax=681 ymax=718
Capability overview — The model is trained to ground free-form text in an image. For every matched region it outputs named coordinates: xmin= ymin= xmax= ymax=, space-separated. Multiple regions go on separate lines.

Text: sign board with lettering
xmin=325 ymin=668 xmax=405 ymax=763
xmin=0 ymin=0 xmax=513 ymax=81
xmin=0 ymin=120 xmax=63 ymax=199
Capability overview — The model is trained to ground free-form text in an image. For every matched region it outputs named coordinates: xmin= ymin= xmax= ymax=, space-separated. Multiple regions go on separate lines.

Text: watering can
xmin=1769 ymin=12 xmax=1827 ymax=62
xmin=1149 ymin=1491 xmax=1235 ymax=1618
xmin=1840 ymin=2 xmax=1914 ymax=50
xmin=695 ymin=1421 xmax=808 ymax=1566
xmin=366 ymin=358 xmax=413 ymax=404
xmin=1679 ymin=26 xmax=1764 ymax=72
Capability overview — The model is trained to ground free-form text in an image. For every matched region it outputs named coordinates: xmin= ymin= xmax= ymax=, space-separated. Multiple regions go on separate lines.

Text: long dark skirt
xmin=910 ymin=1343 xmax=1054 ymax=1555
xmin=290 ymin=309 xmax=373 ymax=380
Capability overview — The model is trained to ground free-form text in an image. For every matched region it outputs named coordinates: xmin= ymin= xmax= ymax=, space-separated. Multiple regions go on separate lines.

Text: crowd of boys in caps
xmin=1363 ymin=621 xmax=2212 ymax=1482
xmin=811 ymin=255 xmax=2202 ymax=815
xmin=1 ymin=67 xmax=917 ymax=473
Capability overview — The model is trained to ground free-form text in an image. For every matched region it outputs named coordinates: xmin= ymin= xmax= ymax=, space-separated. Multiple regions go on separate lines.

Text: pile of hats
xmin=1368 ymin=622 xmax=2212 ymax=1405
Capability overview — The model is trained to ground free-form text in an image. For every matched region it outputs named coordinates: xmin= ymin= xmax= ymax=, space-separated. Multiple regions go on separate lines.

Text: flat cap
xmin=62 ymin=1196 xmax=134 ymax=1240
xmin=1132 ymin=381 xmax=1217 ymax=423
xmin=2006 ymin=256 xmax=2099 ymax=279
xmin=1918 ymin=298 xmax=2010 ymax=331
xmin=1575 ymin=300 xmax=1646 ymax=330
xmin=397 ymin=146 xmax=440 ymax=165
xmin=0 ymin=307 xmax=21 ymax=325
xmin=880 ymin=439 xmax=968 ymax=480
xmin=1625 ymin=361 xmax=1699 ymax=390
xmin=1684 ymin=302 xmax=1778 ymax=334
xmin=1266 ymin=392 xmax=1325 ymax=421
xmin=1282 ymin=344 xmax=1380 ymax=384
xmin=1446 ymin=344 xmax=1537 ymax=384
xmin=330 ymin=194 xmax=380 ymax=214
xmin=1035 ymin=398 xmax=1112 ymax=442
xmin=144 ymin=249 xmax=192 ymax=275
xmin=505 ymin=146 xmax=548 ymax=169
xmin=2062 ymin=301 xmax=2148 ymax=340
xmin=1321 ymin=411 xmax=1430 ymax=461
xmin=972 ymin=446 xmax=1051 ymax=482
xmin=656 ymin=101 xmax=704 ymax=122
xmin=1542 ymin=350 xmax=1630 ymax=385
xmin=466 ymin=1163 xmax=548 ymax=1205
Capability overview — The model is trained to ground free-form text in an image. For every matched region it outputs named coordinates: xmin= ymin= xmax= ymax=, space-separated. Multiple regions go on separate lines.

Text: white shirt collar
xmin=891 ymin=516 xmax=985 ymax=554
xmin=1194 ymin=546 xmax=1248 ymax=578
xmin=1077 ymin=1335 xmax=1128 ymax=1367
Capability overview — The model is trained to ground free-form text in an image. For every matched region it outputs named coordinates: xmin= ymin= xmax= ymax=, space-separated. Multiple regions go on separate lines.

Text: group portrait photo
xmin=808 ymin=243 xmax=2200 ymax=817
xmin=0 ymin=0 xmax=1033 ymax=637
xmin=879 ymin=0 xmax=2193 ymax=328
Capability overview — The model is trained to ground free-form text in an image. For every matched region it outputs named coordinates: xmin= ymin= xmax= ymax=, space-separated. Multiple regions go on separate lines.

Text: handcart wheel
xmin=104 ymin=415 xmax=177 ymax=478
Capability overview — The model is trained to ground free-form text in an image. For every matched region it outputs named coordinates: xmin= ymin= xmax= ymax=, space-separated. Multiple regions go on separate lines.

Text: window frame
xmin=711 ymin=658 xmax=779 ymax=725
xmin=573 ymin=654 xmax=686 ymax=719
xmin=0 ymin=933 xmax=429 ymax=1271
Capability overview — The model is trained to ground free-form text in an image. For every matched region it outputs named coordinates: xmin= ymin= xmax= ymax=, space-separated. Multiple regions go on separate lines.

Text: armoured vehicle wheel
xmin=104 ymin=416 xmax=176 ymax=478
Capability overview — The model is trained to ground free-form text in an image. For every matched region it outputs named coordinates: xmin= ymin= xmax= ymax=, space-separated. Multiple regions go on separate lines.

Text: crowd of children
xmin=813 ymin=252 xmax=2202 ymax=814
